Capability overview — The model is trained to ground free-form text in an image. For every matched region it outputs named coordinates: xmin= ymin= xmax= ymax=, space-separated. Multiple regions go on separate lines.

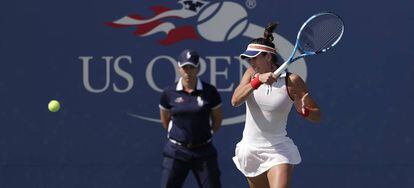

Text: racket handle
xmin=272 ymin=61 xmax=290 ymax=78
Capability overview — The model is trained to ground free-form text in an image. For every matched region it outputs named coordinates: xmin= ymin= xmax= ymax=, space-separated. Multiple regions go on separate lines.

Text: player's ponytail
xmin=247 ymin=21 xmax=280 ymax=64
xmin=250 ymin=22 xmax=279 ymax=48
xmin=264 ymin=22 xmax=279 ymax=42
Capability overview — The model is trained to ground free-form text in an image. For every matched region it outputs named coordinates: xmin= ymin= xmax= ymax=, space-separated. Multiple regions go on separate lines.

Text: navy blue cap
xmin=178 ymin=49 xmax=200 ymax=67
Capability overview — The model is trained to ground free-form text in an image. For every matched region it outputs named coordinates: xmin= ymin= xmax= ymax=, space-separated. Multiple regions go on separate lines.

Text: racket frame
xmin=272 ymin=12 xmax=344 ymax=78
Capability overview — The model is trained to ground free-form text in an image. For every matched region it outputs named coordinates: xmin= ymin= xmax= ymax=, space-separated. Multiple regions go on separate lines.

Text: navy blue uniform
xmin=159 ymin=78 xmax=222 ymax=188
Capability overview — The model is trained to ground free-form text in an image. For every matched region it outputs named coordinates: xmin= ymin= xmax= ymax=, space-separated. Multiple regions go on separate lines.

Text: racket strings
xmin=266 ymin=13 xmax=344 ymax=96
xmin=317 ymin=27 xmax=342 ymax=52
xmin=299 ymin=15 xmax=343 ymax=52
xmin=315 ymin=20 xmax=343 ymax=51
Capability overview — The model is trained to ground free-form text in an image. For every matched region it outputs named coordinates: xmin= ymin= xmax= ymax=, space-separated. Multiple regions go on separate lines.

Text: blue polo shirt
xmin=159 ymin=78 xmax=222 ymax=160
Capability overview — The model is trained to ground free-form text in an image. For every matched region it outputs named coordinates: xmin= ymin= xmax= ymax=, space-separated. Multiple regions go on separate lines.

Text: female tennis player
xmin=231 ymin=23 xmax=321 ymax=188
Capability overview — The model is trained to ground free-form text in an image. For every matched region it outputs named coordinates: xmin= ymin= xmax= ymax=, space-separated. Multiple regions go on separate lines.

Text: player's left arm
xmin=287 ymin=73 xmax=321 ymax=123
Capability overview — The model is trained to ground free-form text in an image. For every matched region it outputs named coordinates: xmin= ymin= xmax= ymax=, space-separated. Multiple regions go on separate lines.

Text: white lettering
xmin=113 ymin=55 xmax=134 ymax=93
xmin=197 ymin=58 xmax=207 ymax=77
xmin=206 ymin=56 xmax=233 ymax=92
xmin=80 ymin=56 xmax=111 ymax=93
xmin=146 ymin=56 xmax=178 ymax=92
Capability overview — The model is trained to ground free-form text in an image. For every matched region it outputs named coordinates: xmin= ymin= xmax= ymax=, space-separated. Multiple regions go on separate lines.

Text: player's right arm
xmin=231 ymin=67 xmax=255 ymax=107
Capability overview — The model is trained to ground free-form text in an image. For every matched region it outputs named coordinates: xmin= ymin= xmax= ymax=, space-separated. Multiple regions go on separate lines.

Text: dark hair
xmin=250 ymin=22 xmax=279 ymax=63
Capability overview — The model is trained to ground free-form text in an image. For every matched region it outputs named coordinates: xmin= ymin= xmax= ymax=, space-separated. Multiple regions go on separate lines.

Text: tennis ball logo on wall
xmin=197 ymin=1 xmax=247 ymax=42
xmin=105 ymin=0 xmax=307 ymax=125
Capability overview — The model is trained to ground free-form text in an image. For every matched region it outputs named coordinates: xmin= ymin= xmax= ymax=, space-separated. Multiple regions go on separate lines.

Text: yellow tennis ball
xmin=48 ymin=100 xmax=60 ymax=112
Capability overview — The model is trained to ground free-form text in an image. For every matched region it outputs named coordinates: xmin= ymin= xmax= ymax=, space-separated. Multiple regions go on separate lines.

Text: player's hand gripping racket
xmin=266 ymin=12 xmax=344 ymax=95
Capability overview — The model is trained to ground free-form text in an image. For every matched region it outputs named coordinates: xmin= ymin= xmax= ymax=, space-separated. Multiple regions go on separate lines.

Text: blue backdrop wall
xmin=1 ymin=0 xmax=413 ymax=187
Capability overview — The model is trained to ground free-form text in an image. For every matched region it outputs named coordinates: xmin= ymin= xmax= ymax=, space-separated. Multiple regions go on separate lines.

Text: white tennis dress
xmin=233 ymin=72 xmax=301 ymax=177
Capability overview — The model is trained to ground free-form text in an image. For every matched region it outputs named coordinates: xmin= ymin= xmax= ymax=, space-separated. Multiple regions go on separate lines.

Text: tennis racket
xmin=266 ymin=12 xmax=344 ymax=94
